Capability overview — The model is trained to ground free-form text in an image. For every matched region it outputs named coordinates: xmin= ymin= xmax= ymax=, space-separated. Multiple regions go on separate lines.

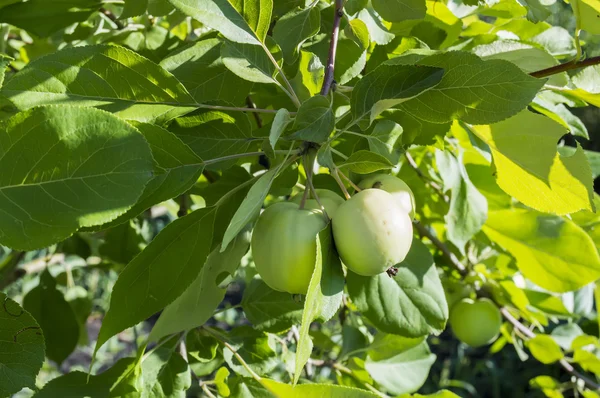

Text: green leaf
xmin=0 ymin=106 xmax=153 ymax=251
xmin=230 ymin=376 xmax=273 ymax=397
xmin=2 ymin=45 xmax=196 ymax=124
xmin=215 ymin=367 xmax=231 ymax=397
xmin=527 ymin=335 xmax=564 ymax=364
xmin=483 ymin=208 xmax=600 ymax=293
xmin=194 ymin=166 xmax=252 ymax=206
xmin=23 ymin=269 xmax=79 ymax=364
xmin=533 ymin=94 xmax=588 ymax=139
xmin=435 ymin=150 xmax=487 ymax=253
xmin=474 ymin=41 xmax=567 ymax=87
xmin=241 ymin=279 xmax=304 ymax=332
xmin=222 ymin=38 xmax=282 ymax=84
xmin=33 ymin=357 xmax=141 ymax=397
xmin=148 ymin=230 xmax=250 ymax=341
xmin=574 ymin=349 xmax=600 ymax=376
xmin=121 ymin=0 xmax=149 ymax=17
xmin=524 ymin=289 xmax=571 ymax=316
xmin=98 ymin=122 xmax=204 ymax=230
xmin=291 ymin=51 xmax=324 ymax=101
xmin=367 ymin=334 xmax=425 ymax=361
xmin=365 ymin=339 xmax=436 ymax=395
xmin=345 ymin=19 xmax=370 ymax=50
xmin=261 ymin=378 xmax=379 ymax=397
xmin=574 ymin=0 xmax=600 ymax=34
xmin=472 ymin=110 xmax=595 ymax=215
xmin=222 ymin=327 xmax=278 ymax=377
xmin=398 ymin=51 xmax=546 ymax=125
xmin=168 ymin=0 xmax=272 ymax=44
xmin=64 ymin=286 xmax=93 ymax=346
xmin=350 ymin=61 xmax=444 ymax=124
xmin=372 ymin=0 xmax=426 ymax=22
xmin=357 ymin=7 xmax=394 ymax=45
xmin=99 ymin=220 xmax=147 ymax=265
xmin=0 ymin=0 xmax=101 ymax=37
xmin=141 ymin=339 xmax=192 ymax=398
xmin=96 ymin=207 xmax=218 ymax=353
xmin=294 ymin=227 xmax=344 ymax=383
xmin=289 ymin=95 xmax=334 ymax=143
xmin=160 ymin=38 xmax=253 ymax=105
xmin=339 ymin=150 xmax=394 ymax=174
xmin=347 ymin=238 xmax=448 ymax=337
xmin=273 ymin=6 xmax=321 ymax=63
xmin=168 ymin=109 xmax=261 ymax=169
xmin=365 ymin=120 xmax=403 ymax=164
xmin=269 ymin=108 xmax=292 ymax=150
xmin=221 ymin=157 xmax=293 ymax=251
xmin=0 ymin=54 xmax=12 ymax=89
xmin=0 ymin=292 xmax=45 ymax=398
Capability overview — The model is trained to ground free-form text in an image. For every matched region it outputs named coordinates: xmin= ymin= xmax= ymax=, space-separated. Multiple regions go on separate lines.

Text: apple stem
xmin=306 ymin=172 xmax=330 ymax=221
xmin=331 ymin=168 xmax=351 ymax=200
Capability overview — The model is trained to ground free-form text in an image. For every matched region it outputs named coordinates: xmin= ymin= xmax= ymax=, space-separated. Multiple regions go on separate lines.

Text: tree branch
xmin=246 ymin=96 xmax=263 ymax=128
xmin=500 ymin=308 xmax=600 ymax=391
xmin=320 ymin=0 xmax=344 ymax=96
xmin=99 ymin=7 xmax=125 ymax=30
xmin=530 ymin=55 xmax=600 ymax=79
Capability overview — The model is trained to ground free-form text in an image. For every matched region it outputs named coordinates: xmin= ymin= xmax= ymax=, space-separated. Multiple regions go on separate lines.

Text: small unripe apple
xmin=358 ymin=174 xmax=416 ymax=218
xmin=251 ymin=202 xmax=327 ymax=294
xmin=332 ymin=189 xmax=413 ymax=276
xmin=290 ymin=189 xmax=344 ymax=218
xmin=449 ymin=298 xmax=502 ymax=347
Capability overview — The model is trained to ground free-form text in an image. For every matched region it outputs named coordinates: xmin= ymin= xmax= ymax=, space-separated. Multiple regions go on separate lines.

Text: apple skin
xmin=332 ymin=189 xmax=413 ymax=276
xmin=449 ymin=298 xmax=502 ymax=347
xmin=443 ymin=279 xmax=472 ymax=311
xmin=358 ymin=174 xmax=416 ymax=218
xmin=290 ymin=189 xmax=345 ymax=218
xmin=251 ymin=202 xmax=327 ymax=294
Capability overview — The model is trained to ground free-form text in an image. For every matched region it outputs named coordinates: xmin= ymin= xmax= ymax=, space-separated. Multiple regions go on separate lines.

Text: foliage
xmin=1 ymin=0 xmax=600 ymax=397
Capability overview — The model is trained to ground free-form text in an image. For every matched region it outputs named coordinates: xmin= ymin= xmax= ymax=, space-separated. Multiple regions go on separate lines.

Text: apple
xmin=358 ymin=174 xmax=416 ymax=218
xmin=251 ymin=202 xmax=327 ymax=294
xmin=332 ymin=189 xmax=413 ymax=276
xmin=449 ymin=298 xmax=502 ymax=347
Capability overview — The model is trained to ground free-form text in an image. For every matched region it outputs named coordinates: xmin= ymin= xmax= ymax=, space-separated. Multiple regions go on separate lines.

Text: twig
xmin=530 ymin=55 xmax=600 ymax=79
xmin=245 ymin=97 xmax=263 ymax=128
xmin=201 ymin=384 xmax=217 ymax=398
xmin=99 ymin=7 xmax=125 ymax=30
xmin=500 ymin=308 xmax=600 ymax=391
xmin=413 ymin=221 xmax=467 ymax=275
xmin=177 ymin=194 xmax=189 ymax=217
xmin=320 ymin=0 xmax=344 ymax=95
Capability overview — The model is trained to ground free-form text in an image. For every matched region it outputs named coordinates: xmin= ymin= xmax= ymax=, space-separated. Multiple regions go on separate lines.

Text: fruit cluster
xmin=251 ymin=173 xmax=416 ymax=294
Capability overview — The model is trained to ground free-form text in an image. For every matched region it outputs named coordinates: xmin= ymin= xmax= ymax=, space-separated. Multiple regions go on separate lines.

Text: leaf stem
xmin=204 ymin=327 xmax=262 ymax=382
xmin=333 ymin=363 xmax=390 ymax=398
xmin=260 ymin=42 xmax=301 ymax=107
xmin=245 ymin=96 xmax=264 ymax=128
xmin=321 ymin=0 xmax=344 ymax=95
xmin=330 ymin=147 xmax=349 ymax=160
xmin=405 ymin=152 xmax=446 ymax=198
xmin=203 ymin=150 xmax=298 ymax=166
xmin=201 ymin=384 xmax=218 ymax=398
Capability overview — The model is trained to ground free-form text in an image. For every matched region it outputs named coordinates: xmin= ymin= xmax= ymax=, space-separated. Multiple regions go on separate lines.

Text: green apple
xmin=290 ymin=189 xmax=345 ymax=218
xmin=449 ymin=298 xmax=502 ymax=347
xmin=358 ymin=174 xmax=416 ymax=218
xmin=251 ymin=202 xmax=327 ymax=294
xmin=332 ymin=189 xmax=413 ymax=276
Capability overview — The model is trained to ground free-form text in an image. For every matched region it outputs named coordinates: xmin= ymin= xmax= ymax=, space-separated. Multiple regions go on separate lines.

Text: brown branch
xmin=530 ymin=55 xmax=600 ymax=79
xmin=320 ymin=0 xmax=344 ymax=96
xmin=500 ymin=308 xmax=600 ymax=391
xmin=413 ymin=221 xmax=467 ymax=275
xmin=99 ymin=7 xmax=125 ymax=30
